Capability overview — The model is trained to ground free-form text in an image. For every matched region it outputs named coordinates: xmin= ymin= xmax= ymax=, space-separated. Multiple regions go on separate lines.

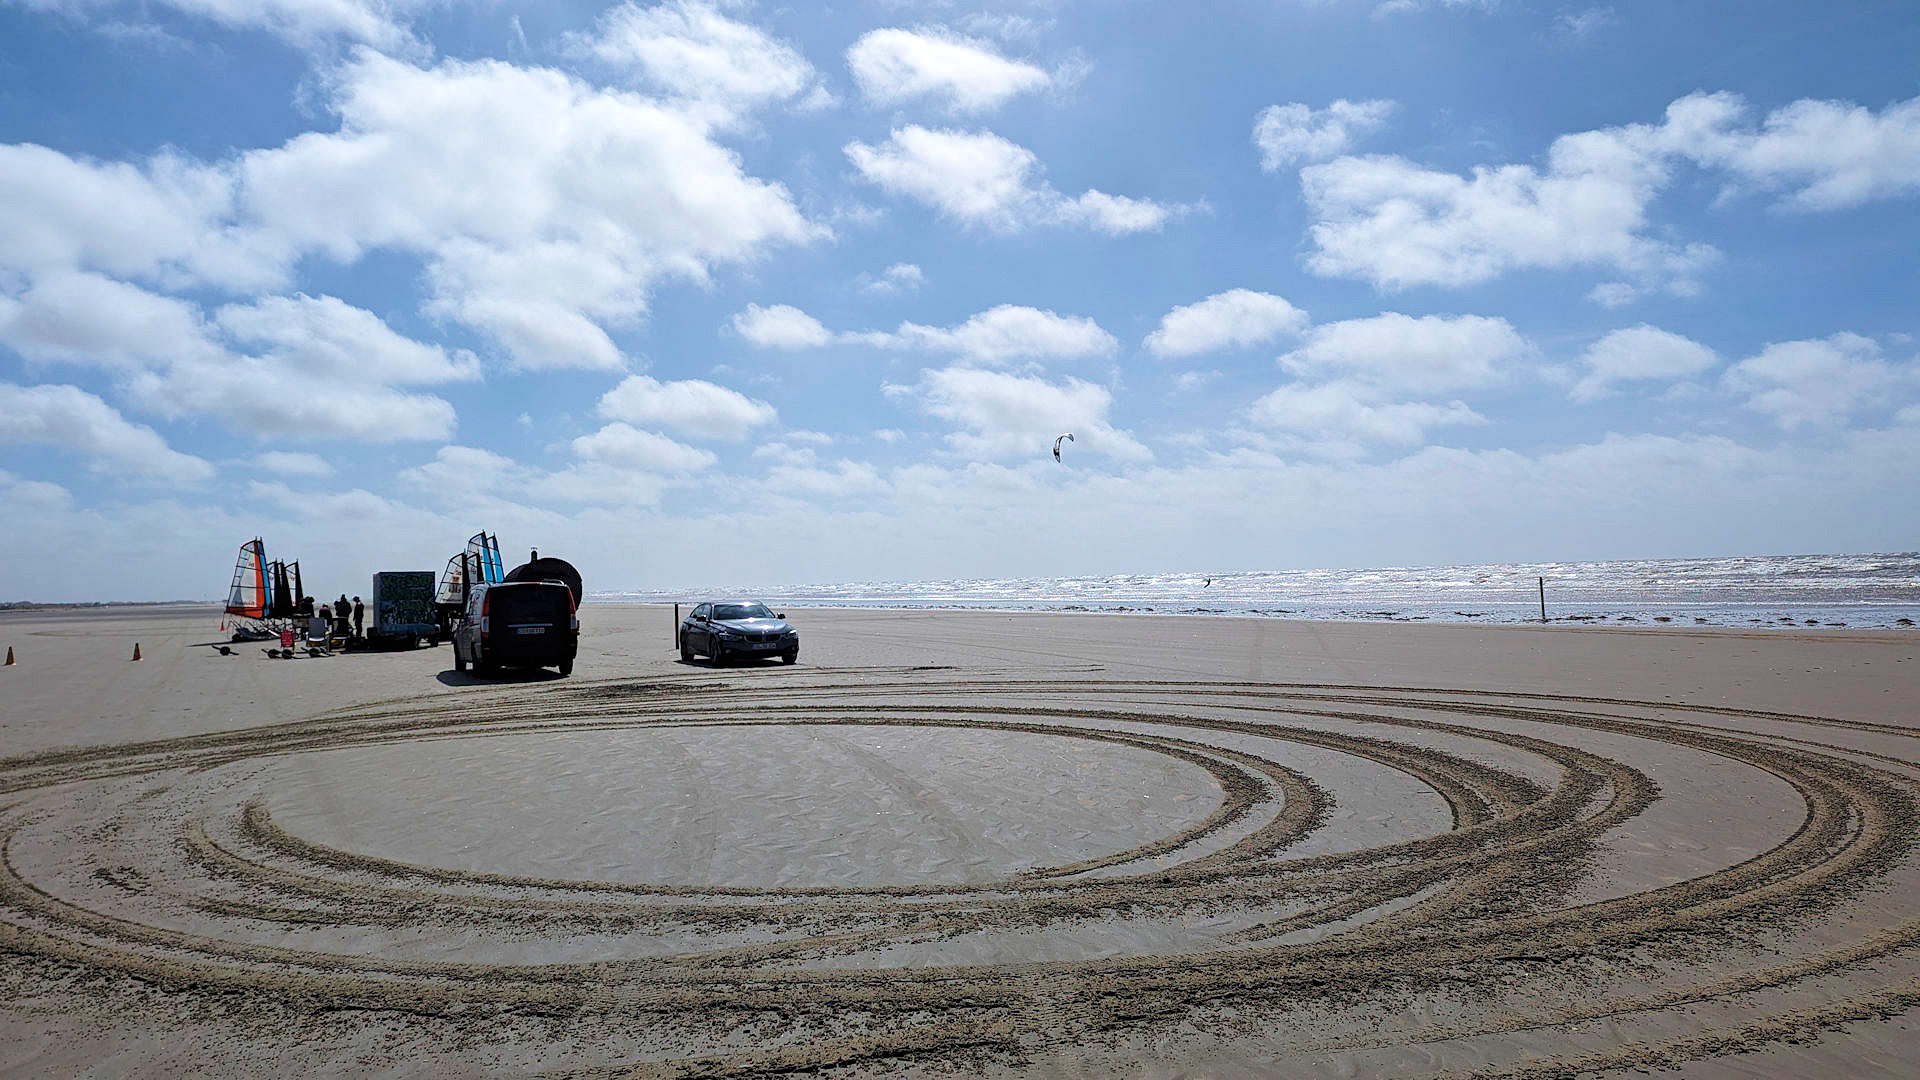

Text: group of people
xmin=298 ymin=594 xmax=366 ymax=644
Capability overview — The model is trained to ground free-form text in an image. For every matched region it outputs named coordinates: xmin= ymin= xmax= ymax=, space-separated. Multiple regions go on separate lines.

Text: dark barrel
xmin=505 ymin=557 xmax=583 ymax=607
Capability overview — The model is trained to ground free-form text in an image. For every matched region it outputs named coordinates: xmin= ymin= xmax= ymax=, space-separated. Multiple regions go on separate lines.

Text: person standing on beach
xmin=352 ymin=596 xmax=365 ymax=640
xmin=335 ymin=594 xmax=351 ymax=637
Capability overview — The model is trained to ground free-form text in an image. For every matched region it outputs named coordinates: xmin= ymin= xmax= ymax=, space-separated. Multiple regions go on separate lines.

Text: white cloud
xmin=20 ymin=0 xmax=421 ymax=51
xmin=0 ymin=270 xmax=217 ymax=369
xmin=913 ymin=366 xmax=1150 ymax=462
xmin=0 ymin=273 xmax=467 ymax=441
xmin=1300 ymin=131 xmax=1719 ymax=292
xmin=215 ymin=293 xmax=479 ymax=384
xmin=0 ymin=144 xmax=278 ymax=291
xmin=1144 ymin=289 xmax=1309 ymax=358
xmin=1673 ymin=92 xmax=1920 ymax=211
xmin=732 ymin=303 xmax=834 ymax=349
xmin=129 ymin=360 xmax=459 ymax=442
xmin=238 ymin=51 xmax=822 ymax=370
xmin=1587 ymin=282 xmax=1638 ymax=308
xmin=1724 ymin=332 xmax=1906 ymax=429
xmin=870 ymin=304 xmax=1117 ymax=366
xmin=1572 ymin=324 xmax=1719 ymax=400
xmin=1297 ymin=91 xmax=1920 ymax=294
xmin=856 ymin=262 xmax=925 ymax=297
xmin=1556 ymin=7 xmax=1617 ymax=39
xmin=760 ymin=456 xmax=890 ymax=499
xmin=1246 ymin=380 xmax=1484 ymax=457
xmin=0 ymin=381 xmax=214 ymax=485
xmin=257 ymin=450 xmax=335 ymax=476
xmin=570 ymin=0 xmax=824 ymax=127
xmin=1279 ymin=312 xmax=1533 ymax=394
xmin=847 ymin=27 xmax=1052 ymax=114
xmin=845 ymin=125 xmax=1188 ymax=234
xmin=1253 ymin=99 xmax=1394 ymax=171
xmin=597 ymin=374 xmax=777 ymax=439
xmin=570 ymin=422 xmax=716 ymax=473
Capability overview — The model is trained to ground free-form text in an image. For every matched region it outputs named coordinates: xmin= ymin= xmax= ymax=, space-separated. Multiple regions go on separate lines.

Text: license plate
xmin=516 ymin=626 xmax=546 ymax=635
xmin=749 ymin=641 xmax=777 ymax=649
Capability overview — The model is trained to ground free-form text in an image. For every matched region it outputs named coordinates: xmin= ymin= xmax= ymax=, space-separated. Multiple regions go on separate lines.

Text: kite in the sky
xmin=1052 ymin=432 xmax=1074 ymax=462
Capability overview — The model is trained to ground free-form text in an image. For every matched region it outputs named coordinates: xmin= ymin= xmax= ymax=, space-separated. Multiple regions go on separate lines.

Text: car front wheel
xmin=780 ymin=648 xmax=798 ymax=665
xmin=710 ymin=642 xmax=726 ymax=665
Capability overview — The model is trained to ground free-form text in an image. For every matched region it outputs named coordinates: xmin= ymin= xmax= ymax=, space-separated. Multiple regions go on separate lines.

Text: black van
xmin=452 ymin=580 xmax=577 ymax=676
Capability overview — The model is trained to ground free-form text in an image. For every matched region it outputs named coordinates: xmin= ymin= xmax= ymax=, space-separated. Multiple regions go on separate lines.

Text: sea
xmin=594 ymin=552 xmax=1920 ymax=630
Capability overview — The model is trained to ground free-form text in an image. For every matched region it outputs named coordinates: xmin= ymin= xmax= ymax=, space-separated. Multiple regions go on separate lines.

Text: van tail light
xmin=479 ymin=592 xmax=490 ymax=637
xmin=568 ymin=592 xmax=579 ymax=633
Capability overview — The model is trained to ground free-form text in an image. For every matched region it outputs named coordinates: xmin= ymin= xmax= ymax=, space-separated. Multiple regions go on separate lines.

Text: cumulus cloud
xmin=570 ymin=0 xmax=825 ymax=127
xmin=0 ymin=274 xmax=469 ymax=441
xmin=847 ymin=27 xmax=1053 ymax=114
xmin=1144 ymin=289 xmax=1309 ymax=358
xmin=1724 ymin=332 xmax=1906 ymax=429
xmin=1253 ymin=99 xmax=1394 ymax=170
xmin=0 ymin=270 xmax=218 ymax=369
xmin=19 ymin=0 xmax=422 ymax=51
xmin=597 ymin=374 xmax=777 ymax=439
xmin=1247 ymin=380 xmax=1484 ymax=458
xmin=215 ymin=293 xmax=479 ymax=383
xmin=0 ymin=144 xmax=279 ymax=291
xmin=0 ymin=381 xmax=214 ymax=485
xmin=1572 ymin=324 xmax=1719 ymax=400
xmin=1297 ymin=91 xmax=1920 ymax=294
xmin=845 ymin=125 xmax=1189 ymax=234
xmin=570 ymin=422 xmax=716 ymax=473
xmin=238 ymin=51 xmax=822 ymax=370
xmin=2 ymin=47 xmax=826 ymax=372
xmin=1672 ymin=92 xmax=1920 ymax=211
xmin=868 ymin=305 xmax=1117 ymax=366
xmin=911 ymin=366 xmax=1150 ymax=462
xmin=257 ymin=450 xmax=335 ymax=476
xmin=855 ymin=262 xmax=925 ymax=297
xmin=1278 ymin=312 xmax=1533 ymax=394
xmin=732 ymin=303 xmax=834 ymax=349
xmin=731 ymin=302 xmax=1117 ymax=367
xmin=1300 ymin=137 xmax=1718 ymax=293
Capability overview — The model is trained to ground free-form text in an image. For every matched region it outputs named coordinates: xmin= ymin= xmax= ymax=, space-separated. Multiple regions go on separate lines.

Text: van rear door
xmin=493 ymin=584 xmax=569 ymax=641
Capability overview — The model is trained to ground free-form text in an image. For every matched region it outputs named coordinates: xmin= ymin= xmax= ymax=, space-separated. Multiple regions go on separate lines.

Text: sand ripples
xmin=4 ymin=672 xmax=1919 ymax=1075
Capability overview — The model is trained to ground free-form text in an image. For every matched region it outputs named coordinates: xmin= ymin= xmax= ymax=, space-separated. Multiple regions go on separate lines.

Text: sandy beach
xmin=2 ymin=603 xmax=1917 ymax=1076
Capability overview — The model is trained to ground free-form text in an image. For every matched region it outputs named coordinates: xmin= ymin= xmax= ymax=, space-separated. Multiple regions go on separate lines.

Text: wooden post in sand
xmin=673 ymin=604 xmax=680 ymax=649
xmin=1538 ymin=578 xmax=1547 ymax=623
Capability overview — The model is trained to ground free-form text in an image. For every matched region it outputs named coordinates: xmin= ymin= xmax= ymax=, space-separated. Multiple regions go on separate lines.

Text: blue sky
xmin=1 ymin=0 xmax=1916 ymax=601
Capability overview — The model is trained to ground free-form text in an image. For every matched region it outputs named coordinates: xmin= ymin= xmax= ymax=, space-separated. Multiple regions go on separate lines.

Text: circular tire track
xmin=3 ymin=673 xmax=1920 ymax=1076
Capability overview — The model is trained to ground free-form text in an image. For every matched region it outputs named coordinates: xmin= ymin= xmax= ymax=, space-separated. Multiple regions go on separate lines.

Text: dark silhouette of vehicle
xmin=679 ymin=602 xmax=797 ymax=665
xmin=453 ymin=580 xmax=577 ymax=676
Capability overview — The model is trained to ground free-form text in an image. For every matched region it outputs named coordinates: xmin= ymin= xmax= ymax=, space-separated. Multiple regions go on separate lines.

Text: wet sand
xmin=1 ymin=603 xmax=1917 ymax=1076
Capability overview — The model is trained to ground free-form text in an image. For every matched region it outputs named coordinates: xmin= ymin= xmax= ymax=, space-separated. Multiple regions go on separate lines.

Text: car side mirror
xmin=777 ymin=613 xmax=786 ymax=620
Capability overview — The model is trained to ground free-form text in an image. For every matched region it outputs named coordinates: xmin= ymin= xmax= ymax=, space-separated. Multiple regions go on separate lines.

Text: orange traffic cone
xmin=131 ymin=642 xmax=143 ymax=662
xmin=4 ymin=646 xmax=13 ymax=666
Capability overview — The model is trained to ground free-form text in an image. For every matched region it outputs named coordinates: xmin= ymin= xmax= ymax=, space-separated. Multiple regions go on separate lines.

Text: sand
xmin=1 ymin=603 xmax=1917 ymax=1076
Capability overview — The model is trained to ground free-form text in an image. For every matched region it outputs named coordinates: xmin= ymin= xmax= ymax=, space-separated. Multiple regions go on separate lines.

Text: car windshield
xmin=712 ymin=603 xmax=774 ymax=621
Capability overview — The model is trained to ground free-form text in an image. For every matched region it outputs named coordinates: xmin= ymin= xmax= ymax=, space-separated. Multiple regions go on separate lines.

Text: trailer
xmin=368 ymin=571 xmax=440 ymax=648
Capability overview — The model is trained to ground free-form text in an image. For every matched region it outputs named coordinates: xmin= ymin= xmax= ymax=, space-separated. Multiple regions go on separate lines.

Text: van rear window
xmin=491 ymin=586 xmax=571 ymax=623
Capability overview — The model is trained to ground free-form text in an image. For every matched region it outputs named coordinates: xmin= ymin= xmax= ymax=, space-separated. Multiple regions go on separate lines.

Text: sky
xmin=1 ymin=0 xmax=1917 ymax=602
